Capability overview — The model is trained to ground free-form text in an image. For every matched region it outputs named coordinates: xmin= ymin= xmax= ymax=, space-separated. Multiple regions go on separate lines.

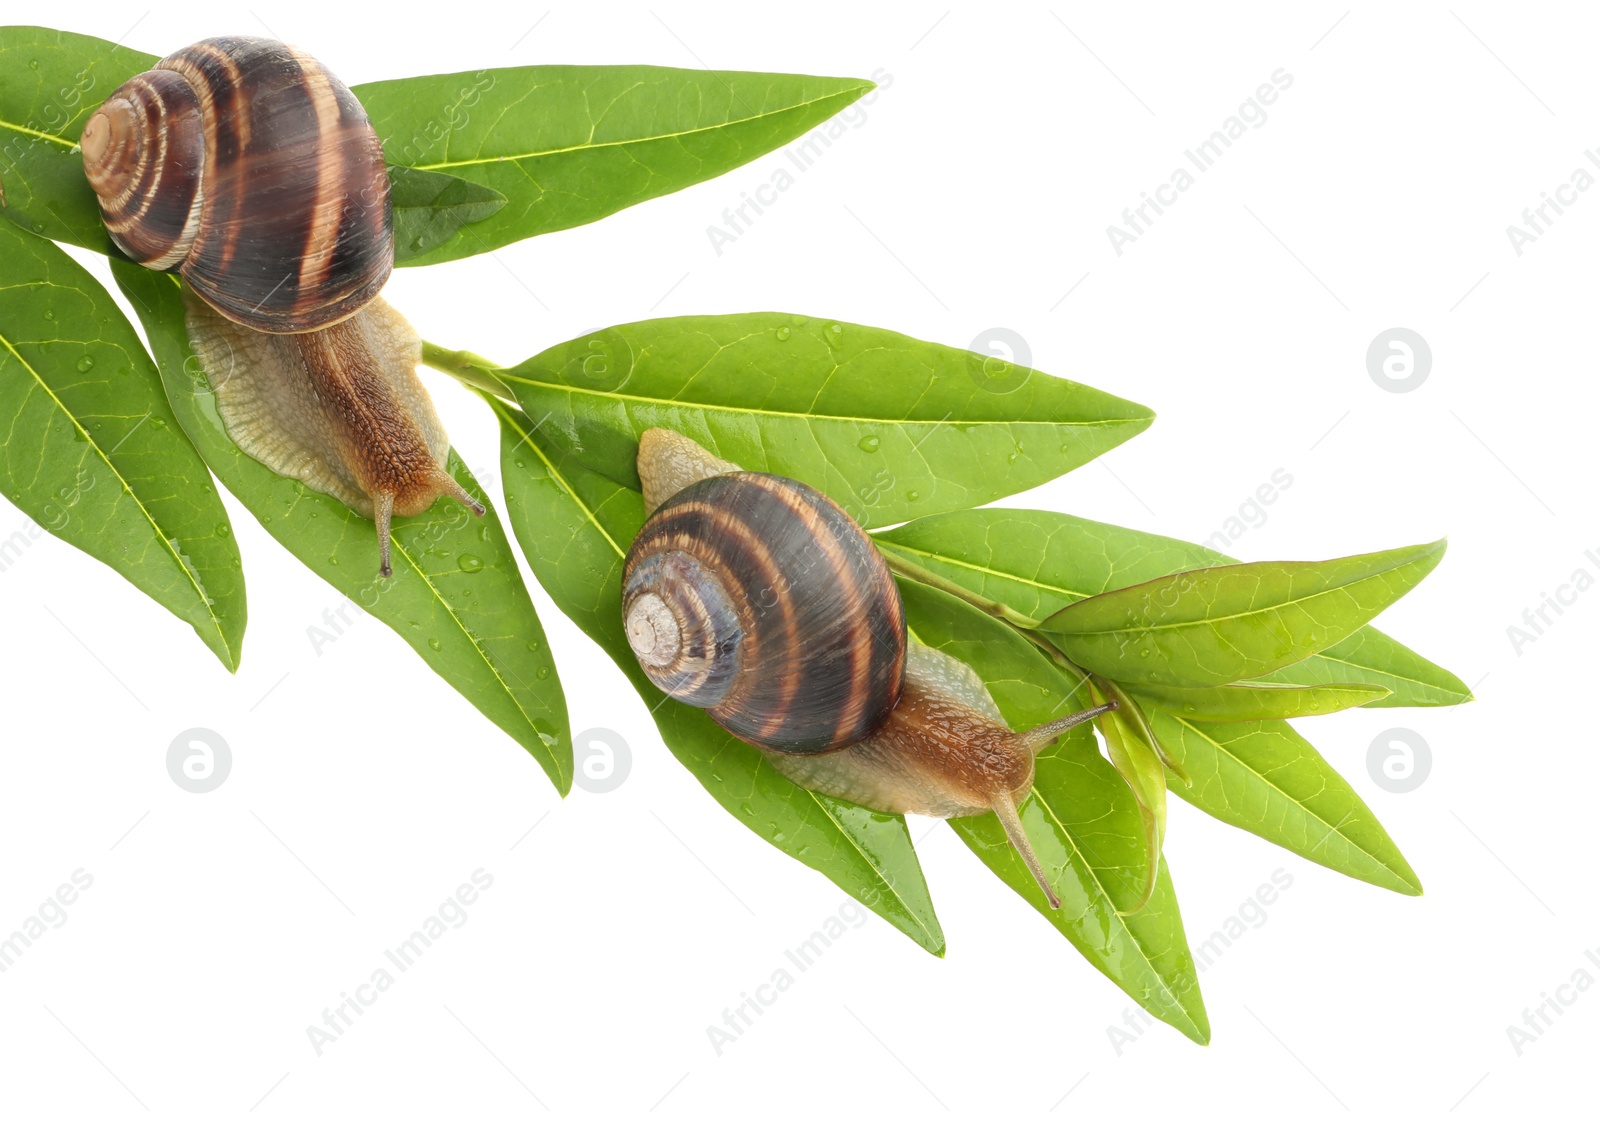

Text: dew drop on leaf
xmin=459 ymin=554 xmax=484 ymax=573
xmin=906 ymin=490 xmax=920 ymax=502
xmin=428 ymin=637 xmax=443 ymax=651
xmin=536 ymin=667 xmax=550 ymax=680
xmin=28 ymin=58 xmax=39 ymax=69
xmin=775 ymin=326 xmax=791 ymax=342
xmin=216 ymin=524 xmax=230 ymax=538
xmin=825 ymin=322 xmax=844 ymax=348
xmin=76 ymin=355 xmax=94 ymax=372
xmin=857 ymin=435 xmax=880 ymax=453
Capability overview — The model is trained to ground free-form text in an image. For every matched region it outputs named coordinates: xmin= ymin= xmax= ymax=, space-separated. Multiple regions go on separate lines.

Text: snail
xmin=79 ymin=36 xmax=482 ymax=576
xmin=622 ymin=429 xmax=1116 ymax=909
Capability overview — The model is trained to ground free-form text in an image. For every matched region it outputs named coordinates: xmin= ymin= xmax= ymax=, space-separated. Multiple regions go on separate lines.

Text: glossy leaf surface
xmin=114 ymin=263 xmax=571 ymax=793
xmin=1149 ymin=710 xmax=1422 ymax=895
xmin=357 ymin=64 xmax=877 ymax=265
xmin=1038 ymin=541 xmax=1447 ymax=688
xmin=0 ymin=221 xmax=243 ymax=668
xmin=875 ymin=510 xmax=1469 ymax=706
xmin=900 ymin=580 xmax=1208 ymax=1043
xmin=504 ymin=314 xmax=1153 ymax=528
xmin=491 ymin=400 xmax=945 ymax=955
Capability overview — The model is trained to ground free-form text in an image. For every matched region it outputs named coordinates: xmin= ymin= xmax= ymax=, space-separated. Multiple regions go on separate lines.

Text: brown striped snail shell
xmin=81 ymin=36 xmax=482 ymax=576
xmin=623 ymin=429 xmax=1117 ymax=909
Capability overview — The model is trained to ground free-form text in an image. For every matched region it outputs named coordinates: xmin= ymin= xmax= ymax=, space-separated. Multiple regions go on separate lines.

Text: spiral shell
xmin=81 ymin=36 xmax=391 ymax=334
xmin=622 ymin=472 xmax=906 ymax=755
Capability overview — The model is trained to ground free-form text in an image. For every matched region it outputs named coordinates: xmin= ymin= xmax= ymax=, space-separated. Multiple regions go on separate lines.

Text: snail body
xmin=623 ymin=429 xmax=1114 ymax=908
xmin=81 ymin=37 xmax=481 ymax=575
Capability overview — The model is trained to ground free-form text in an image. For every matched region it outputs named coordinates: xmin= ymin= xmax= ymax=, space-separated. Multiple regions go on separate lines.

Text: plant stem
xmin=421 ymin=339 xmax=517 ymax=402
xmin=877 ymin=544 xmax=1093 ymax=690
xmin=879 ymin=546 xmax=1040 ymax=629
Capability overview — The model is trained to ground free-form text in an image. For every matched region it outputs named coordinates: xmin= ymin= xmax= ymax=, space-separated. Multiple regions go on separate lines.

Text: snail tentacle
xmin=624 ymin=428 xmax=1128 ymax=910
xmin=86 ymin=37 xmax=483 ymax=576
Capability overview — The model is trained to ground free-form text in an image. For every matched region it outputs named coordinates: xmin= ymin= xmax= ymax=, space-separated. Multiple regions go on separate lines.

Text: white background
xmin=1 ymin=2 xmax=1593 ymax=1118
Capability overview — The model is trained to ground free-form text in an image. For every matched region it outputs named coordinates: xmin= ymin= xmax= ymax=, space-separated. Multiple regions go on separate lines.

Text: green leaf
xmin=1148 ymin=710 xmax=1422 ymax=895
xmin=1093 ymin=684 xmax=1169 ymax=910
xmin=0 ymin=27 xmax=154 ymax=251
xmin=355 ymin=65 xmax=878 ymax=266
xmin=1130 ymin=680 xmax=1391 ymax=722
xmin=112 ymin=262 xmax=570 ymax=793
xmin=1252 ymin=627 xmax=1471 ymax=707
xmin=1037 ymin=541 xmax=1448 ymax=688
xmin=0 ymin=219 xmax=242 ymax=668
xmin=874 ymin=509 xmax=1470 ymax=706
xmin=899 ymin=580 xmax=1208 ymax=1043
xmin=490 ymin=399 xmax=944 ymax=955
xmin=502 ymin=314 xmax=1153 ymax=528
xmin=387 ymin=166 xmax=507 ymax=264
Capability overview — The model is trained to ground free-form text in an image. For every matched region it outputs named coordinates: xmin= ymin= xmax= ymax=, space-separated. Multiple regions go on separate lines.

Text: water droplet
xmin=1139 ymin=649 xmax=1151 ymax=658
xmin=216 ymin=523 xmax=231 ymax=538
xmin=149 ymin=417 xmax=166 ymax=429
xmin=1183 ymin=704 xmax=1197 ymax=713
xmin=458 ymin=553 xmax=484 ymax=573
xmin=857 ymin=435 xmax=880 ymax=453
xmin=526 ymin=639 xmax=542 ymax=652
xmin=41 ymin=309 xmax=54 ymax=321
xmin=27 ymin=59 xmax=39 ymax=70
xmin=75 ymin=355 xmax=94 ymax=372
xmin=536 ymin=667 xmax=550 ymax=680
xmin=906 ymin=489 xmax=921 ymax=502
xmin=427 ymin=637 xmax=443 ymax=651
xmin=775 ymin=326 xmax=792 ymax=342
xmin=825 ymin=323 xmax=844 ymax=348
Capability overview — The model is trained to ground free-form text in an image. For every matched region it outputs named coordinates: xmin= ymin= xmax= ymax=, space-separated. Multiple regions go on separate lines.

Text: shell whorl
xmin=622 ymin=472 xmax=906 ymax=755
xmin=82 ymin=36 xmax=392 ymax=334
